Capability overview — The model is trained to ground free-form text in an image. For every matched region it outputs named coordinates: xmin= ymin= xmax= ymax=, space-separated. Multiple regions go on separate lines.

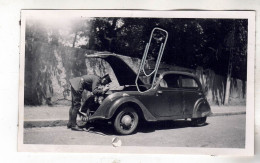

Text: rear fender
xmin=192 ymin=98 xmax=212 ymax=118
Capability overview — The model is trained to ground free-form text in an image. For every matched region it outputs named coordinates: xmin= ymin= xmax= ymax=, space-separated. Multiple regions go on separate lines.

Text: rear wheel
xmin=113 ymin=107 xmax=139 ymax=135
xmin=191 ymin=117 xmax=207 ymax=126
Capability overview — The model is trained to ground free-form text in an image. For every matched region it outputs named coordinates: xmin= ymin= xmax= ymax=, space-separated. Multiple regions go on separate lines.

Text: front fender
xmin=89 ymin=96 xmax=157 ymax=121
xmin=192 ymin=98 xmax=212 ymax=118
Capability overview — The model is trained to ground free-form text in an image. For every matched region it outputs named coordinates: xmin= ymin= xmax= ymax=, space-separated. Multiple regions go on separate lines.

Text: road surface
xmin=24 ymin=115 xmax=245 ymax=148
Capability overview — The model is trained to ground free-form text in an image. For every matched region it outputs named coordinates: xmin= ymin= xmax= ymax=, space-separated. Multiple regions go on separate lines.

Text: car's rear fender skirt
xmin=192 ymin=98 xmax=212 ymax=118
xmin=89 ymin=96 xmax=157 ymax=121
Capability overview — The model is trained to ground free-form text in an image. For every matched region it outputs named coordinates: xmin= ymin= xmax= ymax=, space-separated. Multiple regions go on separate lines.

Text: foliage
xmin=26 ymin=17 xmax=248 ymax=80
xmin=82 ymin=18 xmax=247 ymax=80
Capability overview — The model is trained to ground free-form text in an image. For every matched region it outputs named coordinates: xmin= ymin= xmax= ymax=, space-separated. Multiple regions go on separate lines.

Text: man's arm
xmin=92 ymin=78 xmax=104 ymax=95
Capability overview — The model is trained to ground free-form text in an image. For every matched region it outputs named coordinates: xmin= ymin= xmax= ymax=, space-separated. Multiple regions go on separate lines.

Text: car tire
xmin=113 ymin=107 xmax=139 ymax=135
xmin=191 ymin=117 xmax=207 ymax=127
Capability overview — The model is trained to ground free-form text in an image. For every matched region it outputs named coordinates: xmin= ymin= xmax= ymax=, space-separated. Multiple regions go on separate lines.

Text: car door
xmin=148 ymin=74 xmax=183 ymax=117
xmin=180 ymin=75 xmax=203 ymax=116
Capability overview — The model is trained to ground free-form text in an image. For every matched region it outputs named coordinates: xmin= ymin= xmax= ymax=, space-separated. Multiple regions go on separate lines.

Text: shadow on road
xmin=85 ymin=122 xmax=116 ymax=136
xmin=138 ymin=120 xmax=208 ymax=133
xmin=85 ymin=120 xmax=209 ymax=136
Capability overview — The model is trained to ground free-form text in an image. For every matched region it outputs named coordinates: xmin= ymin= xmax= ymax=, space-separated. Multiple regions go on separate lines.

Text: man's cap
xmin=102 ymin=74 xmax=112 ymax=83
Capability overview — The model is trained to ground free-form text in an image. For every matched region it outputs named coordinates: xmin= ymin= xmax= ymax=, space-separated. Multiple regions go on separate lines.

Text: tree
xmin=26 ymin=17 xmax=248 ymax=81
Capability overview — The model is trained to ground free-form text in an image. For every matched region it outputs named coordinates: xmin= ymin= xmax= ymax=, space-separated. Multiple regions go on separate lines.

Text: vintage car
xmin=81 ymin=53 xmax=212 ymax=135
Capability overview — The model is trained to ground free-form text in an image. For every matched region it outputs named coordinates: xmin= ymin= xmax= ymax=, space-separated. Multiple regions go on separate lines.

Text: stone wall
xmin=195 ymin=67 xmax=246 ymax=105
xmin=25 ymin=41 xmax=107 ymax=105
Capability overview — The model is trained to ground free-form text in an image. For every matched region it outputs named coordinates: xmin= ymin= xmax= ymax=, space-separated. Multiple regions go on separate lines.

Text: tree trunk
xmin=224 ymin=75 xmax=231 ymax=105
xmin=224 ymin=50 xmax=233 ymax=105
xmin=72 ymin=31 xmax=78 ymax=48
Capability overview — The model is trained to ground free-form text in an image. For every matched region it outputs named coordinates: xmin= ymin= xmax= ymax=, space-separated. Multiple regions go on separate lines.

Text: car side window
xmin=161 ymin=74 xmax=180 ymax=88
xmin=181 ymin=75 xmax=198 ymax=89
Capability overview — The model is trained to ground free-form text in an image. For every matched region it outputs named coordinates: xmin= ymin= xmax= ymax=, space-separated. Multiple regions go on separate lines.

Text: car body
xmin=83 ymin=53 xmax=212 ymax=135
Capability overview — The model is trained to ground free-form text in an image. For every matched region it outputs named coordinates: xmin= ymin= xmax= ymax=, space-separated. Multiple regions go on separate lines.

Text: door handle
xmin=157 ymin=90 xmax=163 ymax=94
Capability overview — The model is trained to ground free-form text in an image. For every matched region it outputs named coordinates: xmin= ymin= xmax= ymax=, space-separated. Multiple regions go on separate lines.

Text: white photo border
xmin=18 ymin=10 xmax=255 ymax=156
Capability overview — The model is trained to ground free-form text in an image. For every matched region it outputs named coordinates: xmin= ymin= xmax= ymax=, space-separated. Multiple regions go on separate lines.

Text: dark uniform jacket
xmin=69 ymin=74 xmax=104 ymax=95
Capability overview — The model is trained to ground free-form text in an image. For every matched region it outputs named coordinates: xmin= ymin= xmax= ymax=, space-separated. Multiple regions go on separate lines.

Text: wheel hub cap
xmin=121 ymin=115 xmax=132 ymax=127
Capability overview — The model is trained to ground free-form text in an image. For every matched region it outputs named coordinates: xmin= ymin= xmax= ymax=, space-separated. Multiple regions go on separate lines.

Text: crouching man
xmin=67 ymin=74 xmax=112 ymax=131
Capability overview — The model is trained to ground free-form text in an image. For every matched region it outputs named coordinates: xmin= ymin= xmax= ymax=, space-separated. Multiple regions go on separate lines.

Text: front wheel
xmin=113 ymin=107 xmax=139 ymax=135
xmin=191 ymin=117 xmax=207 ymax=127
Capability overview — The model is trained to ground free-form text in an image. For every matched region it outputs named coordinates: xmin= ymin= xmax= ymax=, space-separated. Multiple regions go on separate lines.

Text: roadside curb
xmin=24 ymin=120 xmax=68 ymax=128
xmin=24 ymin=111 xmax=246 ymax=128
xmin=210 ymin=111 xmax=246 ymax=117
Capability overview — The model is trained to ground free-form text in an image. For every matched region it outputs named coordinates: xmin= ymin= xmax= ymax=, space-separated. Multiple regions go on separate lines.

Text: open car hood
xmin=86 ymin=52 xmax=144 ymax=86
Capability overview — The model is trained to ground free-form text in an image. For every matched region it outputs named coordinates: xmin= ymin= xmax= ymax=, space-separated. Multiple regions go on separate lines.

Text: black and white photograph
xmin=18 ymin=10 xmax=255 ymax=155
